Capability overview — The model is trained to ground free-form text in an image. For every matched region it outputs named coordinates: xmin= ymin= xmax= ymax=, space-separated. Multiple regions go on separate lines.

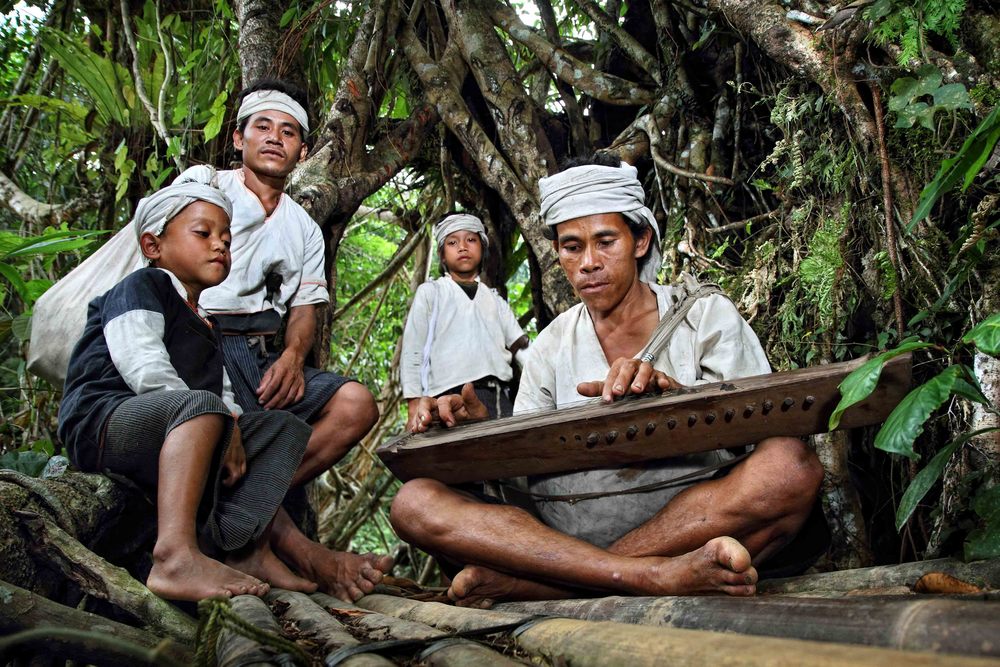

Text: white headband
xmin=132 ymin=166 xmax=232 ymax=241
xmin=434 ymin=213 xmax=489 ymax=249
xmin=237 ymin=90 xmax=310 ymax=133
xmin=538 ymin=163 xmax=662 ymax=284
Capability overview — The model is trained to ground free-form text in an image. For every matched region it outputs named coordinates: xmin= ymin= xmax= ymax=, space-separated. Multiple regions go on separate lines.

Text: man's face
xmin=233 ymin=110 xmax=307 ymax=179
xmin=553 ymin=212 xmax=651 ymax=314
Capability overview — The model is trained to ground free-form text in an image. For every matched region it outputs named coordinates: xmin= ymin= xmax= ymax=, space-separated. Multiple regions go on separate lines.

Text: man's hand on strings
xmin=406 ymin=383 xmax=489 ymax=432
xmin=577 ymin=358 xmax=684 ymax=403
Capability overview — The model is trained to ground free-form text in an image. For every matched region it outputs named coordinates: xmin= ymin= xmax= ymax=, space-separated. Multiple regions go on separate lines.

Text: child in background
xmin=58 ymin=172 xmax=316 ymax=601
xmin=401 ymin=213 xmax=528 ymax=432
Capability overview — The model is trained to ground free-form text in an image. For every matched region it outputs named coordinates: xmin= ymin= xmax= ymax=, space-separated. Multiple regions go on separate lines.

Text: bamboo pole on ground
xmin=215 ymin=595 xmax=305 ymax=667
xmin=357 ymin=593 xmax=533 ymax=631
xmin=312 ymin=592 xmax=525 ymax=666
xmin=268 ymin=590 xmax=394 ymax=667
xmin=0 ymin=579 xmax=193 ymax=666
xmin=757 ymin=557 xmax=1000 ymax=595
xmin=494 ymin=594 xmax=1000 ymax=658
xmin=512 ymin=618 xmax=1000 ymax=667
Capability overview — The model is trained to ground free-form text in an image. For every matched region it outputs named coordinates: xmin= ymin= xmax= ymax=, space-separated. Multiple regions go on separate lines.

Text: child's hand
xmin=221 ymin=423 xmax=247 ymax=487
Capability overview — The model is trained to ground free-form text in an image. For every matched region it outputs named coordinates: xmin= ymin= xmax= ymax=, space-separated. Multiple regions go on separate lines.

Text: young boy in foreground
xmin=58 ymin=172 xmax=318 ymax=601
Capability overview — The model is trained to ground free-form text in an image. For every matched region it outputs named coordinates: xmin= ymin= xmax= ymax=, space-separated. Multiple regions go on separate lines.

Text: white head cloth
xmin=132 ymin=167 xmax=233 ymax=241
xmin=433 ymin=213 xmax=489 ymax=249
xmin=237 ymin=90 xmax=310 ymax=133
xmin=538 ymin=162 xmax=662 ymax=283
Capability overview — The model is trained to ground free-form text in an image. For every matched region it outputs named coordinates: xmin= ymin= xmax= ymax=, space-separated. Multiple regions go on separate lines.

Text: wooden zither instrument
xmin=378 ymin=354 xmax=912 ymax=484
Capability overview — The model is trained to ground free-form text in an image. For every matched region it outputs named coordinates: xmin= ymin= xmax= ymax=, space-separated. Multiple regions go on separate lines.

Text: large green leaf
xmin=909 ymin=105 xmax=1000 ymax=229
xmin=40 ymin=28 xmax=132 ymax=126
xmin=0 ymin=94 xmax=90 ymax=123
xmin=828 ymin=341 xmax=931 ymax=430
xmin=0 ymin=450 xmax=49 ymax=477
xmin=963 ymin=312 xmax=1000 ymax=356
xmin=874 ymin=365 xmax=964 ymax=459
xmin=893 ymin=429 xmax=996 ymax=530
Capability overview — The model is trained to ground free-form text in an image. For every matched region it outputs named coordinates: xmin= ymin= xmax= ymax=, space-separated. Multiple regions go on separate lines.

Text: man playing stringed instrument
xmin=390 ymin=154 xmax=824 ymax=607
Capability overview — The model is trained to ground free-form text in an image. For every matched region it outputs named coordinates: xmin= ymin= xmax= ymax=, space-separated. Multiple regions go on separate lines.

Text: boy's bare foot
xmin=449 ymin=537 xmax=755 ymax=606
xmin=227 ymin=542 xmax=317 ymax=593
xmin=292 ymin=541 xmax=394 ymax=601
xmin=148 ymin=543 xmax=269 ymax=601
xmin=449 ymin=566 xmax=573 ymax=608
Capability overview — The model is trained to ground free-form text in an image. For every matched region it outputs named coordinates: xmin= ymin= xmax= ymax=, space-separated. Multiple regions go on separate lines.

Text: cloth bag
xmin=27 ymin=226 xmax=143 ymax=386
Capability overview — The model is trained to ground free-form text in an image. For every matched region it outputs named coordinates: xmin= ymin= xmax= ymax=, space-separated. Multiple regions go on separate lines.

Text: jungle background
xmin=0 ymin=0 xmax=998 ymax=605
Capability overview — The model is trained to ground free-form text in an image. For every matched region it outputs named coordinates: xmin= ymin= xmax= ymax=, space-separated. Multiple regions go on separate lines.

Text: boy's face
xmin=141 ymin=201 xmax=232 ymax=298
xmin=233 ymin=110 xmax=307 ymax=179
xmin=442 ymin=230 xmax=483 ymax=280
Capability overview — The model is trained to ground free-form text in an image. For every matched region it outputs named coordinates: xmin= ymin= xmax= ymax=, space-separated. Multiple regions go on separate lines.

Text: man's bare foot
xmin=148 ymin=543 xmax=269 ymax=601
xmin=449 ymin=565 xmax=574 ymax=608
xmin=629 ymin=536 xmax=757 ymax=596
xmin=450 ymin=536 xmax=754 ymax=605
xmin=289 ymin=540 xmax=394 ymax=601
xmin=226 ymin=541 xmax=317 ymax=593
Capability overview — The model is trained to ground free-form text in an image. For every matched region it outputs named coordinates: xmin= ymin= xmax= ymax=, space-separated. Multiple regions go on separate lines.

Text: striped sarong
xmin=102 ymin=390 xmax=310 ymax=552
xmin=220 ymin=334 xmax=350 ymax=422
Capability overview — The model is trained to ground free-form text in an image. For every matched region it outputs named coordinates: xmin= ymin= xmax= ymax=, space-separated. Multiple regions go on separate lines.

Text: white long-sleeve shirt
xmin=514 ymin=282 xmax=771 ymax=547
xmin=401 ymin=276 xmax=525 ymax=398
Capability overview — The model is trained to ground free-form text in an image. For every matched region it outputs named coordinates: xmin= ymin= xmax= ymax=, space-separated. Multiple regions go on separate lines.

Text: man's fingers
xmin=630 ymin=361 xmax=655 ymax=394
xmin=653 ymin=372 xmax=683 ymax=391
xmin=437 ymin=396 xmax=457 ymax=426
xmin=576 ymin=380 xmax=605 ymax=397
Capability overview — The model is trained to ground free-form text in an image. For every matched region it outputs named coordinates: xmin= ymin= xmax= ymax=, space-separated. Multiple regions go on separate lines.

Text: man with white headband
xmin=401 ymin=212 xmax=528 ymax=432
xmin=170 ymin=79 xmax=392 ymax=602
xmin=392 ymin=154 xmax=824 ymax=606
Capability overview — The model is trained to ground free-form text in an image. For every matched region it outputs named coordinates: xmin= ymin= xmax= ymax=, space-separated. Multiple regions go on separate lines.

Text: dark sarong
xmin=102 ymin=389 xmax=310 ymax=552
xmin=221 ymin=334 xmax=350 ymax=422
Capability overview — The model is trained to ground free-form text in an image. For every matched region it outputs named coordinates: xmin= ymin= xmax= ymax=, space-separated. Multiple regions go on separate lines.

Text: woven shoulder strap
xmin=637 ymin=274 xmax=724 ymax=363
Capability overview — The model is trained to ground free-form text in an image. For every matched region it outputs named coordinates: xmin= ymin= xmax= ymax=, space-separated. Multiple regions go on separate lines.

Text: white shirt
xmin=401 ymin=275 xmax=525 ymax=398
xmin=199 ymin=169 xmax=328 ymax=317
xmin=514 ymin=282 xmax=771 ymax=547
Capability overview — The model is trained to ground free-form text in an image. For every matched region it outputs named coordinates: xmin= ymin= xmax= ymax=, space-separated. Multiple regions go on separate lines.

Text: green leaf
xmin=11 ymin=312 xmax=30 ymax=342
xmin=963 ymin=312 xmax=1000 ymax=355
xmin=973 ymin=483 xmax=1000 ymax=522
xmin=0 ymin=450 xmax=50 ymax=477
xmin=965 ymin=523 xmax=1000 ymax=561
xmin=0 ymin=94 xmax=90 ymax=122
xmin=829 ymin=341 xmax=931 ymax=430
xmin=933 ymin=83 xmax=971 ymax=111
xmin=40 ymin=28 xmax=131 ymax=127
xmin=875 ymin=365 xmax=964 ymax=460
xmin=0 ymin=261 xmax=28 ymax=301
xmin=895 ymin=433 xmax=972 ymax=530
xmin=910 ymin=105 xmax=1000 ymax=229
xmin=279 ymin=6 xmax=297 ymax=27
xmin=203 ymin=90 xmax=228 ymax=142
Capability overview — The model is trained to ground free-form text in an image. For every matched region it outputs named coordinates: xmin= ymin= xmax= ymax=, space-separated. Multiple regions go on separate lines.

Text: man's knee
xmin=753 ymin=437 xmax=824 ymax=507
xmin=325 ymin=381 xmax=379 ymax=429
xmin=389 ymin=478 xmax=451 ymax=542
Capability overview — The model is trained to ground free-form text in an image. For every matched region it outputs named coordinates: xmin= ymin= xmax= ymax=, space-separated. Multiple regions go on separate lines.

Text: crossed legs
xmin=390 ymin=437 xmax=823 ymax=606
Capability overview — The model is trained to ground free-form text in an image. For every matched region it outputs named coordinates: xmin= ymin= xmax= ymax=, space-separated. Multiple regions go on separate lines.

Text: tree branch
xmin=119 ymin=0 xmax=180 ymax=169
xmin=572 ymin=0 xmax=662 ymax=84
xmin=0 ymin=171 xmax=97 ymax=228
xmin=333 ymin=227 xmax=424 ymax=320
xmin=488 ymin=0 xmax=656 ymax=106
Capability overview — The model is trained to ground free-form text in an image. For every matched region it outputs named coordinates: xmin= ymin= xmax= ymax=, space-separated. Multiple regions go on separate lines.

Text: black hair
xmin=543 ymin=152 xmax=656 ymax=276
xmin=235 ymin=78 xmax=311 ymax=144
